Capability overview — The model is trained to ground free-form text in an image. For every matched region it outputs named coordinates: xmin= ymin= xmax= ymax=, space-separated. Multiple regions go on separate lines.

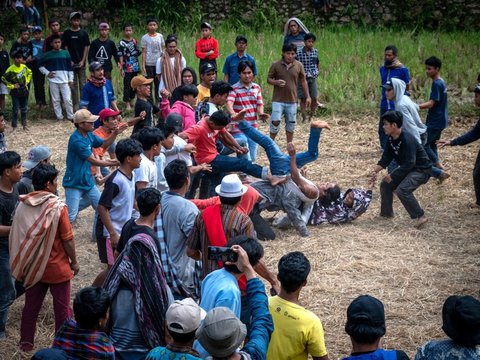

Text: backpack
xmin=195 ymin=97 xmax=211 ymax=123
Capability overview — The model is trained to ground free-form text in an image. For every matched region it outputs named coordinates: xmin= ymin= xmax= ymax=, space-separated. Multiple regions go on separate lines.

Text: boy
xmin=30 ymin=26 xmax=47 ymax=108
xmin=9 ymin=28 xmax=33 ymax=66
xmin=155 ymin=124 xmax=175 ymax=192
xmin=131 ymin=74 xmax=161 ymax=135
xmin=63 ymin=11 xmax=90 ymax=109
xmin=141 ymin=18 xmax=165 ymax=102
xmin=155 ymin=34 xmax=186 ymax=94
xmin=0 ymin=113 xmax=6 ymax=153
xmin=161 ymin=84 xmax=198 ymax=130
xmin=0 ymin=151 xmax=22 ymax=339
xmin=419 ymin=56 xmax=448 ymax=174
xmin=18 ymin=145 xmax=52 ymax=194
xmin=296 ymin=33 xmax=320 ymax=123
xmin=223 ymin=35 xmax=257 ymax=85
xmin=40 ymin=34 xmax=74 ymax=121
xmin=96 ymin=138 xmax=142 ymax=269
xmin=133 ymin=126 xmax=161 ymax=191
xmin=0 ymin=32 xmax=9 ymax=111
xmin=43 ymin=18 xmax=63 ymax=53
xmin=267 ymin=43 xmax=310 ymax=143
xmin=267 ymin=252 xmax=329 ymax=360
xmin=1 ymin=50 xmax=32 ymax=131
xmin=196 ymin=62 xmax=217 ymax=105
xmin=118 ymin=24 xmax=140 ymax=110
xmin=88 ymin=22 xmax=119 ymax=80
xmin=194 ymin=22 xmax=218 ymax=74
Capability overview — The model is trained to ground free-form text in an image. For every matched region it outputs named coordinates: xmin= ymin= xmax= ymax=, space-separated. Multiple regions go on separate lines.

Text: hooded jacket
xmin=391 ymin=78 xmax=426 ymax=144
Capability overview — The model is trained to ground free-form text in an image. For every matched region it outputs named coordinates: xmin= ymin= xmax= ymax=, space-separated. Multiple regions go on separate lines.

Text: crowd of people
xmin=0 ymin=9 xmax=479 ymax=360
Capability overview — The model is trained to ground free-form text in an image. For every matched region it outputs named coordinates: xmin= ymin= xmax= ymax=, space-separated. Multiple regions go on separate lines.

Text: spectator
xmin=283 ymin=17 xmax=309 ymax=47
xmin=170 ymin=67 xmax=198 ymax=105
xmin=223 ymin=35 xmax=258 ymax=85
xmin=196 ymin=62 xmax=217 ymax=105
xmin=30 ymin=26 xmax=47 ymax=109
xmin=0 ymin=32 xmax=9 ymax=112
xmin=43 ymin=18 xmax=63 ymax=53
xmin=9 ymin=27 xmax=33 ymax=66
xmin=10 ymin=163 xmax=78 ymax=352
xmin=160 ymin=84 xmax=198 ymax=131
xmin=88 ymin=22 xmax=119 ymax=80
xmin=133 ymin=126 xmax=162 ymax=191
xmin=0 ymin=112 xmax=6 ymax=153
xmin=118 ymin=23 xmax=140 ymax=110
xmin=195 ymin=22 xmax=218 ymax=75
xmin=141 ymin=17 xmax=165 ymax=103
xmin=156 ymin=34 xmax=186 ymax=95
xmin=131 ymin=74 xmax=161 ymax=136
xmin=17 ymin=145 xmax=51 ymax=194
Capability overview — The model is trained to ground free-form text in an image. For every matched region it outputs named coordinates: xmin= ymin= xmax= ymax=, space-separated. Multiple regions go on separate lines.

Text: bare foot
xmin=438 ymin=171 xmax=450 ymax=184
xmin=268 ymin=175 xmax=289 ymax=186
xmin=310 ymin=120 xmax=331 ymax=130
xmin=287 ymin=142 xmax=296 ymax=157
xmin=436 ymin=162 xmax=446 ymax=171
xmin=414 ymin=216 xmax=428 ymax=229
xmin=468 ymin=202 xmax=480 ymax=209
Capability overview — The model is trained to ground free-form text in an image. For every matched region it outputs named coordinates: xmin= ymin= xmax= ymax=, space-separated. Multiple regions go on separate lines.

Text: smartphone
xmin=207 ymin=246 xmax=238 ymax=262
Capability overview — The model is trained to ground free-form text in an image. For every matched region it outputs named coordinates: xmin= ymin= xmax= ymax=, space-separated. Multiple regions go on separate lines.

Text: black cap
xmin=347 ymin=295 xmax=385 ymax=327
xmin=442 ymin=295 xmax=480 ymax=347
xmin=200 ymin=62 xmax=216 ymax=75
xmin=165 ymin=113 xmax=183 ymax=133
xmin=382 ymin=80 xmax=393 ymax=90
xmin=89 ymin=61 xmax=103 ymax=72
xmin=473 ymin=84 xmax=480 ymax=94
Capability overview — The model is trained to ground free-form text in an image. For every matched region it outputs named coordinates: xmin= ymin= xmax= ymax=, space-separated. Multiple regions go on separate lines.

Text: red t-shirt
xmin=183 ymin=120 xmax=225 ymax=164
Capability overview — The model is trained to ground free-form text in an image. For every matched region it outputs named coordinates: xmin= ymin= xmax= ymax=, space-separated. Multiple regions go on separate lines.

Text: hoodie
xmin=391 ymin=78 xmax=426 ymax=145
xmin=161 ymin=98 xmax=196 ymax=131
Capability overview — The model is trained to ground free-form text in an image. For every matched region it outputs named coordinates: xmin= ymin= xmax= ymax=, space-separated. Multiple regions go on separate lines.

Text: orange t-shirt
xmin=41 ymin=206 xmax=75 ymax=284
xmin=91 ymin=127 xmax=111 ymax=175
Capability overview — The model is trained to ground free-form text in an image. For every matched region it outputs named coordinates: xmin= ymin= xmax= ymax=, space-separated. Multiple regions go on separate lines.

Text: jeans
xmin=50 ymin=82 xmax=73 ymax=120
xmin=270 ymin=102 xmax=297 ymax=134
xmin=238 ymin=120 xmax=321 ymax=176
xmin=425 ymin=127 xmax=444 ymax=165
xmin=11 ymin=95 xmax=28 ymax=128
xmin=380 ymin=170 xmax=430 ymax=219
xmin=220 ymin=133 xmax=251 ymax=161
xmin=65 ymin=186 xmax=101 ymax=223
xmin=210 ymin=155 xmax=265 ymax=179
xmin=379 ymin=108 xmax=389 ymax=149
xmin=0 ymin=242 xmax=16 ymax=336
xmin=22 ymin=6 xmax=41 ymax=26
xmin=247 ymin=137 xmax=258 ymax=162
xmin=71 ymin=67 xmax=86 ymax=109
xmin=474 ymin=150 xmax=480 ymax=205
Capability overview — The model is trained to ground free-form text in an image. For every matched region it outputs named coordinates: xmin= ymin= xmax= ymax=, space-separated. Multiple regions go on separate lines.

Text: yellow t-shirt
xmin=267 ymin=296 xmax=328 ymax=360
xmin=196 ymin=84 xmax=211 ymax=105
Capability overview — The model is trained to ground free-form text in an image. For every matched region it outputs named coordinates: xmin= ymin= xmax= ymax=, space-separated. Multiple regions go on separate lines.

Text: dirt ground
xmin=0 ymin=112 xmax=479 ymax=359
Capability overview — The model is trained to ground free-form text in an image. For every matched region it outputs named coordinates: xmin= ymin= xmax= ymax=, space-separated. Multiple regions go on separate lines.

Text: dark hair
xmin=0 ymin=32 xmax=5 ymax=40
xmin=209 ymin=110 xmax=231 ymax=127
xmin=136 ymin=187 xmax=161 ymax=216
xmin=182 ymin=67 xmax=198 ymax=85
xmin=48 ymin=18 xmax=60 ymax=26
xmin=165 ymin=34 xmax=177 ymax=45
xmin=73 ymin=287 xmax=110 ymax=330
xmin=20 ymin=27 xmax=29 ymax=34
xmin=235 ymin=35 xmax=247 ymax=44
xmin=237 ymin=60 xmax=254 ymax=75
xmin=32 ymin=163 xmax=58 ymax=191
xmin=181 ymin=84 xmax=199 ymax=98
xmin=168 ymin=328 xmax=197 ymax=343
xmin=210 ymin=80 xmax=233 ymax=98
xmin=425 ymin=56 xmax=442 ymax=69
xmin=219 ymin=195 xmax=242 ymax=206
xmin=345 ymin=322 xmax=386 ymax=344
xmin=304 ymin=33 xmax=316 ymax=42
xmin=381 ymin=110 xmax=403 ymax=128
xmin=282 ymin=43 xmax=297 ymax=53
xmin=11 ymin=49 xmax=24 ymax=59
xmin=384 ymin=44 xmax=398 ymax=55
xmin=123 ymin=23 xmax=133 ymax=30
xmin=136 ymin=126 xmax=164 ymax=151
xmin=320 ymin=184 xmax=342 ymax=207
xmin=49 ymin=34 xmax=62 ymax=44
xmin=115 ymin=138 xmax=143 ymax=163
xmin=278 ymin=252 xmax=310 ymax=293
xmin=156 ymin=122 xmax=175 ymax=139
xmin=0 ymin=111 xmax=4 ymax=118
xmin=146 ymin=17 xmax=158 ymax=25
xmin=164 ymin=159 xmax=189 ymax=190
xmin=224 ymin=235 xmax=264 ymax=273
xmin=0 ymin=151 xmax=21 ymax=175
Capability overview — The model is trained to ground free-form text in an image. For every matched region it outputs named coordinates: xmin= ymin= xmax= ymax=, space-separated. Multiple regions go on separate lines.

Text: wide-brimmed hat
xmin=442 ymin=295 xmax=480 ymax=347
xmin=23 ymin=146 xmax=51 ymax=170
xmin=166 ymin=298 xmax=206 ymax=334
xmin=196 ymin=307 xmax=247 ymax=357
xmin=215 ymin=174 xmax=247 ymax=198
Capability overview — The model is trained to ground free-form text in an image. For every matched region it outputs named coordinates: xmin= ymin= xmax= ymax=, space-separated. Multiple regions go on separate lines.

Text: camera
xmin=207 ymin=246 xmax=238 ymax=262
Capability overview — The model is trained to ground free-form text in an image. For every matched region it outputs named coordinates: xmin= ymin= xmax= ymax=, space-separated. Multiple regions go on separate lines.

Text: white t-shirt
xmin=155 ymin=56 xmax=187 ymax=94
xmin=141 ymin=33 xmax=165 ymax=66
xmin=164 ymin=135 xmax=193 ymax=166
xmin=133 ymin=153 xmax=157 ymax=188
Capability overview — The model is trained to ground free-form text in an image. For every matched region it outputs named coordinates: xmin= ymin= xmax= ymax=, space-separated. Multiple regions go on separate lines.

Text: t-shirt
xmin=164 ymin=135 xmax=193 ymax=166
xmin=92 ymin=127 xmax=111 ymax=158
xmin=154 ymin=153 xmax=168 ymax=192
xmin=116 ymin=218 xmax=157 ymax=255
xmin=63 ymin=130 xmax=103 ymax=191
xmin=268 ymin=59 xmax=306 ymax=103
xmin=267 ymin=296 xmax=328 ymax=360
xmin=183 ymin=120 xmax=225 ymax=164
xmin=222 ymin=52 xmax=258 ymax=85
xmin=227 ymin=81 xmax=263 ymax=133
xmin=344 ymin=349 xmax=410 ymax=360
xmin=0 ymin=49 xmax=10 ymax=77
xmin=141 ymin=33 xmax=165 ymax=66
xmin=196 ymin=84 xmax=210 ymax=105
xmin=62 ymin=28 xmax=90 ymax=64
xmin=134 ymin=153 xmax=157 ymax=188
xmin=132 ymin=98 xmax=160 ymax=135
xmin=147 ymin=346 xmax=201 ymax=360
xmin=41 ymin=206 xmax=74 ymax=284
xmin=118 ymin=38 xmax=140 ymax=73
xmin=98 ymin=169 xmax=135 ymax=237
xmin=426 ymin=78 xmax=448 ymax=130
xmin=10 ymin=41 xmax=33 ymax=61
xmin=31 ymin=39 xmax=44 ymax=61
xmin=88 ymin=38 xmax=119 ymax=73
xmin=0 ymin=186 xmax=19 ymax=246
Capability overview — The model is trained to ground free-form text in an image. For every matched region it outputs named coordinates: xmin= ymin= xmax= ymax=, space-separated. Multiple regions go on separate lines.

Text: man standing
xmin=370 ymin=111 xmax=431 ymax=228
xmin=267 ymin=43 xmax=310 ymax=143
xmin=222 ymin=35 xmax=258 ymax=85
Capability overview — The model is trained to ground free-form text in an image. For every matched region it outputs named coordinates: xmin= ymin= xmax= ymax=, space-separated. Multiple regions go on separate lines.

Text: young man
xmin=267 ymin=43 xmax=310 ymax=143
xmin=155 ymin=124 xmax=176 ymax=192
xmin=131 ymin=74 xmax=161 ymax=135
xmin=296 ymin=33 xmax=320 ymax=122
xmin=222 ymin=35 xmax=258 ymax=85
xmin=0 ymin=33 xmax=9 ymax=112
xmin=88 ymin=22 xmax=119 ymax=80
xmin=195 ymin=22 xmax=218 ymax=74
xmin=43 ymin=18 xmax=63 ymax=53
xmin=118 ymin=24 xmax=140 ymax=110
xmin=10 ymin=164 xmax=78 ymax=352
xmin=9 ymin=28 xmax=33 ymax=66
xmin=40 ymin=34 xmax=74 ymax=122
xmin=146 ymin=298 xmax=204 ymax=360
xmin=0 ymin=113 xmax=6 ymax=153
xmin=133 ymin=126 xmax=161 ymax=191
xmin=156 ymin=34 xmax=186 ymax=94
xmin=378 ymin=44 xmax=411 ymax=150
xmin=196 ymin=62 xmax=217 ymax=105
xmin=267 ymin=252 xmax=329 ymax=360
xmin=0 ymin=151 xmax=22 ymax=339
xmin=30 ymin=26 xmax=47 ymax=109
xmin=63 ymin=11 xmax=90 ymax=110
xmin=369 ymin=111 xmax=432 ymax=228
xmin=419 ymin=56 xmax=448 ymax=174
xmin=141 ymin=17 xmax=165 ymax=103
xmin=344 ymin=295 xmax=409 ymax=360
xmin=437 ymin=84 xmax=480 ymax=209
xmin=226 ymin=60 xmax=268 ymax=161
xmin=17 ymin=145 xmax=52 ymax=194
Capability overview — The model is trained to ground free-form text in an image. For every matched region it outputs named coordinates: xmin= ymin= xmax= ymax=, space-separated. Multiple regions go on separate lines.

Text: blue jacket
xmin=379 ymin=65 xmax=410 ymax=111
xmin=80 ymin=80 xmax=116 ymax=126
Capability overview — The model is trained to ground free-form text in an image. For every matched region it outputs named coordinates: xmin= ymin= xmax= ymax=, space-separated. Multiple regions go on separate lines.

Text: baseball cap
xmin=473 ymin=84 xmax=480 ymax=94
xmin=347 ymin=295 xmax=385 ymax=328
xmin=69 ymin=11 xmax=82 ymax=21
xmin=165 ymin=113 xmax=183 ymax=133
xmin=74 ymin=109 xmax=99 ymax=124
xmin=98 ymin=108 xmax=122 ymax=121
xmin=98 ymin=22 xmax=109 ymax=30
xmin=166 ymin=298 xmax=206 ymax=334
xmin=382 ymin=80 xmax=393 ymax=90
xmin=32 ymin=26 xmax=43 ymax=33
xmin=130 ymin=75 xmax=153 ymax=90
xmin=200 ymin=62 xmax=216 ymax=75
xmin=23 ymin=146 xmax=52 ymax=170
xmin=89 ymin=61 xmax=103 ymax=72
xmin=200 ymin=22 xmax=213 ymax=30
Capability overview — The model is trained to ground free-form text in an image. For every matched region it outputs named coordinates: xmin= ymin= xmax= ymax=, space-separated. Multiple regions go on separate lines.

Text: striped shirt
xmin=227 ymin=81 xmax=263 ymax=134
xmin=296 ymin=47 xmax=319 ymax=78
xmin=187 ymin=204 xmax=256 ymax=279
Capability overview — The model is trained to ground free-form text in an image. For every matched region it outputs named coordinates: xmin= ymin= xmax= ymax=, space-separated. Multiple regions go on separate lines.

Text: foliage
xmin=0 ymin=7 xmax=22 ymax=38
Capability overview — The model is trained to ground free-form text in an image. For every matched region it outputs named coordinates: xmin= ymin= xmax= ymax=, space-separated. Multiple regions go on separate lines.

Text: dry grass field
xmin=0 ymin=110 xmax=479 ymax=359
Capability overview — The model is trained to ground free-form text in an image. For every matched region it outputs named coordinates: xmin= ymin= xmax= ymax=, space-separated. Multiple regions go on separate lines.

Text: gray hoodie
xmin=391 ymin=78 xmax=427 ymax=144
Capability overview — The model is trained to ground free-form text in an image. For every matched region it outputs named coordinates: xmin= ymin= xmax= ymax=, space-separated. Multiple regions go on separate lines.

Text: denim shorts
xmin=297 ymin=77 xmax=318 ymax=99
xmin=270 ymin=102 xmax=297 ymax=134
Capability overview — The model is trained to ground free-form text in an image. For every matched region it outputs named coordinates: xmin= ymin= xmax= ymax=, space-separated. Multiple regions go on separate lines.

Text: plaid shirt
xmin=53 ymin=318 xmax=114 ymax=359
xmin=296 ymin=47 xmax=319 ymax=78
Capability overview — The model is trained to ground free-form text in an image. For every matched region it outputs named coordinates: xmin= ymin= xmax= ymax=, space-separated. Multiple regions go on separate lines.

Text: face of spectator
xmin=474 ymin=93 xmax=480 ymax=107
xmin=9 ymin=162 xmax=23 ymax=182
xmin=384 ymin=50 xmax=396 ymax=63
xmin=51 ymin=38 xmax=62 ymax=50
xmin=33 ymin=31 xmax=42 ymax=40
xmin=70 ymin=17 xmax=81 ymax=29
xmin=20 ymin=31 xmax=30 ymax=42
xmin=46 ymin=176 xmax=58 ymax=194
xmin=239 ymin=66 xmax=253 ymax=85
xmin=182 ymin=70 xmax=193 ymax=85
xmin=382 ymin=120 xmax=396 ymax=136
xmin=289 ymin=21 xmax=300 ymax=35
xmin=93 ymin=68 xmax=104 ymax=78
xmin=13 ymin=55 xmax=25 ymax=65
xmin=124 ymin=26 xmax=133 ymax=38
xmin=201 ymin=28 xmax=212 ymax=39
xmin=137 ymin=83 xmax=151 ymax=98
xmin=162 ymin=133 xmax=175 ymax=150
xmin=425 ymin=65 xmax=439 ymax=78
xmin=99 ymin=28 xmax=109 ymax=39
xmin=147 ymin=21 xmax=158 ymax=33
xmin=385 ymin=87 xmax=394 ymax=100
xmin=166 ymin=41 xmax=177 ymax=56
xmin=103 ymin=116 xmax=118 ymax=131
xmin=129 ymin=154 xmax=142 ymax=169
xmin=282 ymin=50 xmax=296 ymax=64
xmin=78 ymin=121 xmax=94 ymax=133
xmin=213 ymin=93 xmax=229 ymax=106
xmin=202 ymin=70 xmax=216 ymax=86
xmin=304 ymin=38 xmax=315 ymax=50
xmin=50 ymin=22 xmax=60 ymax=33
xmin=0 ymin=36 xmax=4 ymax=48
xmin=236 ymin=40 xmax=247 ymax=52
xmin=183 ymin=94 xmax=197 ymax=107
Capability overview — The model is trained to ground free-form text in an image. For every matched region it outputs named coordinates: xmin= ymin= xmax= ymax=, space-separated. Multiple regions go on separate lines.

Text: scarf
xmin=9 ymin=191 xmax=64 ymax=289
xmin=283 ymin=17 xmax=310 ymax=37
xmin=88 ymin=75 xmax=106 ymax=88
xmin=161 ymin=49 xmax=183 ymax=93
xmin=384 ymin=58 xmax=404 ymax=69
xmin=104 ymin=233 xmax=171 ymax=348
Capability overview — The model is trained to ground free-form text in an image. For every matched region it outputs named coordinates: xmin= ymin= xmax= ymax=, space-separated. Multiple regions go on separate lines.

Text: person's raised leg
xmin=295 ymin=120 xmax=330 ymax=168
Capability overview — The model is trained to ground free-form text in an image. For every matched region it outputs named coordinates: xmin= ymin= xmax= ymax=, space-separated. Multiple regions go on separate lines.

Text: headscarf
xmin=283 ymin=17 xmax=310 ymax=38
